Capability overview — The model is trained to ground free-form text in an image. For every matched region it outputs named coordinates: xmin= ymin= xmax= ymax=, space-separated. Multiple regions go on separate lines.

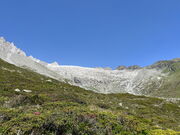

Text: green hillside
xmin=148 ymin=60 xmax=180 ymax=98
xmin=0 ymin=59 xmax=180 ymax=135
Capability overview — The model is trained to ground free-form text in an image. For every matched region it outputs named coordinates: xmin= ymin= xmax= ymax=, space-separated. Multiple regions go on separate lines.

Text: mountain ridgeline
xmin=0 ymin=37 xmax=180 ymax=98
xmin=0 ymin=37 xmax=180 ymax=134
xmin=0 ymin=52 xmax=180 ymax=134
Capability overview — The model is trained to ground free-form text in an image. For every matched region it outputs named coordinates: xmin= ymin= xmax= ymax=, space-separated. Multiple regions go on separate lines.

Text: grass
xmin=0 ymin=59 xmax=180 ymax=135
xmin=150 ymin=62 xmax=180 ymax=98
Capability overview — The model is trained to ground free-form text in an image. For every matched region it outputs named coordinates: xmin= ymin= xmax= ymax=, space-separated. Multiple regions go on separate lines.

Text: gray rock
xmin=74 ymin=77 xmax=81 ymax=84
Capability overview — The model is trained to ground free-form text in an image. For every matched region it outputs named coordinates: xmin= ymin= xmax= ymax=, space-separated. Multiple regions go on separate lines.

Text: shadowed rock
xmin=127 ymin=65 xmax=141 ymax=70
xmin=116 ymin=65 xmax=127 ymax=70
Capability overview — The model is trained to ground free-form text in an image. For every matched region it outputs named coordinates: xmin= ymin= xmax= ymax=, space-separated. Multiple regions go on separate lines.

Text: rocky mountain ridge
xmin=0 ymin=37 xmax=179 ymax=97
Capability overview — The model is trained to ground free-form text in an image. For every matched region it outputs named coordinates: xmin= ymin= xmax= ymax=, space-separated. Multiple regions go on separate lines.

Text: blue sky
xmin=0 ymin=0 xmax=179 ymax=68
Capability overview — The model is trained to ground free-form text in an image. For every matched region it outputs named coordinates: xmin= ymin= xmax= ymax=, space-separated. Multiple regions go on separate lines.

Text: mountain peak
xmin=0 ymin=37 xmax=26 ymax=57
xmin=172 ymin=58 xmax=180 ymax=62
xmin=46 ymin=62 xmax=60 ymax=69
xmin=0 ymin=37 xmax=6 ymax=43
xmin=48 ymin=62 xmax=60 ymax=67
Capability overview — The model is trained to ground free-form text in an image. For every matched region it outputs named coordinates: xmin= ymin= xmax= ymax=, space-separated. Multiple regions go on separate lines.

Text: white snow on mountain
xmin=0 ymin=37 xmax=166 ymax=94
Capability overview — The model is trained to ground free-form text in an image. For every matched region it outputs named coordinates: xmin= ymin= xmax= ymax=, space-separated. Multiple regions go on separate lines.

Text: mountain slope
xmin=46 ymin=65 xmax=164 ymax=95
xmin=0 ymin=37 xmax=169 ymax=97
xmin=146 ymin=60 xmax=180 ymax=98
xmin=0 ymin=37 xmax=64 ymax=81
xmin=0 ymin=58 xmax=180 ymax=134
xmin=0 ymin=37 xmax=180 ymax=98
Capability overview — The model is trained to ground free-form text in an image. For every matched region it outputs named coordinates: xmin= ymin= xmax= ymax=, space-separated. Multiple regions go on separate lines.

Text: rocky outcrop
xmin=116 ymin=66 xmax=127 ymax=70
xmin=1 ymin=37 xmax=180 ymax=96
xmin=127 ymin=65 xmax=142 ymax=70
xmin=172 ymin=58 xmax=180 ymax=62
xmin=147 ymin=59 xmax=180 ymax=72
xmin=116 ymin=65 xmax=141 ymax=70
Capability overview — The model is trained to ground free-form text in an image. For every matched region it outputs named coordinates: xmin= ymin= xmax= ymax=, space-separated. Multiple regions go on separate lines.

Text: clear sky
xmin=0 ymin=0 xmax=179 ymax=68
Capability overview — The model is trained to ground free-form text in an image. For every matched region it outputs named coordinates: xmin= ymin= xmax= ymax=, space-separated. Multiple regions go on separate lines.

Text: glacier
xmin=0 ymin=37 xmax=165 ymax=95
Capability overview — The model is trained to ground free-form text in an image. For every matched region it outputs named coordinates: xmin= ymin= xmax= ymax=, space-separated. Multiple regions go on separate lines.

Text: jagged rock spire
xmin=0 ymin=37 xmax=26 ymax=56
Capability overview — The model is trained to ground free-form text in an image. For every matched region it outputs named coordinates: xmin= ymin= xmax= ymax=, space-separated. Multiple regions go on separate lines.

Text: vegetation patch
xmin=0 ymin=59 xmax=180 ymax=134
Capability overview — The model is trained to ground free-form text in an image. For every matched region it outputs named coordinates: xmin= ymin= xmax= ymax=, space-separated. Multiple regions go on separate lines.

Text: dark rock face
xmin=127 ymin=65 xmax=141 ymax=70
xmin=74 ymin=77 xmax=81 ymax=84
xmin=116 ymin=66 xmax=127 ymax=70
xmin=116 ymin=65 xmax=141 ymax=70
